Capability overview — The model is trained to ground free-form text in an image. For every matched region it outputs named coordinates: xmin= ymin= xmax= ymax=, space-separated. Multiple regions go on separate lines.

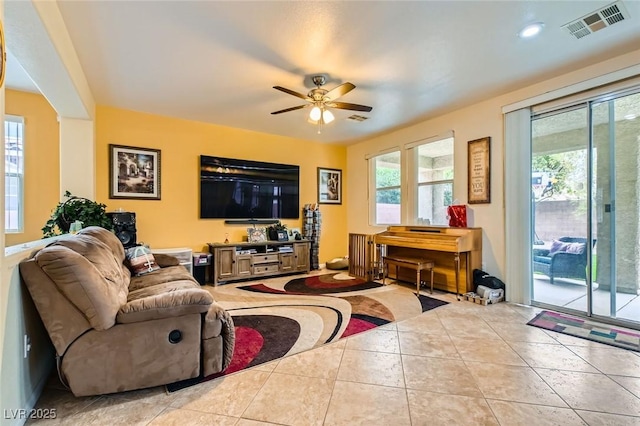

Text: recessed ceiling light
xmin=519 ymin=22 xmax=545 ymax=38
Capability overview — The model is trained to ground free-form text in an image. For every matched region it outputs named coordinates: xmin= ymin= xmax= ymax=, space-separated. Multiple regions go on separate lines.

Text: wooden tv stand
xmin=208 ymin=240 xmax=310 ymax=285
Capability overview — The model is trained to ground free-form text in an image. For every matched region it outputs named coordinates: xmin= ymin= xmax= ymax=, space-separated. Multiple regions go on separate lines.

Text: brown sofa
xmin=19 ymin=226 xmax=235 ymax=396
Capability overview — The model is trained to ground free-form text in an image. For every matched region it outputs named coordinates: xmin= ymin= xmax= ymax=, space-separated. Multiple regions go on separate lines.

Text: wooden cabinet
xmin=208 ymin=240 xmax=311 ymax=285
xmin=294 ymin=243 xmax=309 ymax=271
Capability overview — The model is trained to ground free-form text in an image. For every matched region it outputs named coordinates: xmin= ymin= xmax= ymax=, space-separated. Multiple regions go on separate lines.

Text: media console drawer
xmin=253 ymin=264 xmax=280 ymax=275
xmin=253 ymin=253 xmax=279 ymax=264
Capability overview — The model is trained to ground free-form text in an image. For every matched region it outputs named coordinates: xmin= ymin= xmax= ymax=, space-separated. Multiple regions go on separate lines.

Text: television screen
xmin=200 ymin=155 xmax=300 ymax=219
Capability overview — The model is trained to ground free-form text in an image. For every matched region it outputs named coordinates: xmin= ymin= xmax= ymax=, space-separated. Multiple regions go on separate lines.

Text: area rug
xmin=527 ymin=310 xmax=640 ymax=352
xmin=166 ymin=273 xmax=448 ymax=392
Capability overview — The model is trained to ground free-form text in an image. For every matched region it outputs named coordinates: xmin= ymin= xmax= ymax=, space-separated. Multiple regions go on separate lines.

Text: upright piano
xmin=374 ymin=226 xmax=482 ymax=295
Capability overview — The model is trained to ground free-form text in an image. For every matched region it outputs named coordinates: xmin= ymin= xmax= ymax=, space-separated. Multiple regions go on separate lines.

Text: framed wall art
xmin=109 ymin=144 xmax=161 ymax=200
xmin=247 ymin=227 xmax=267 ymax=243
xmin=318 ymin=167 xmax=342 ymax=204
xmin=467 ymin=137 xmax=491 ymax=204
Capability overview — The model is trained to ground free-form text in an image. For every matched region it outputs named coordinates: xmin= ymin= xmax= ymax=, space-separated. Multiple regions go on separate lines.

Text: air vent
xmin=347 ymin=114 xmax=369 ymax=122
xmin=562 ymin=1 xmax=630 ymax=39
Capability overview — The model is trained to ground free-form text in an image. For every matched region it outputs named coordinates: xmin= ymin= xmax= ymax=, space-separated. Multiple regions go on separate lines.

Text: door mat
xmin=166 ymin=273 xmax=448 ymax=392
xmin=527 ymin=310 xmax=640 ymax=352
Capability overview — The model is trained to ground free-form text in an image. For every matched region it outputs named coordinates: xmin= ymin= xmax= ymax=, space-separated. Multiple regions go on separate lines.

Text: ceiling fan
xmin=271 ymin=75 xmax=372 ymax=127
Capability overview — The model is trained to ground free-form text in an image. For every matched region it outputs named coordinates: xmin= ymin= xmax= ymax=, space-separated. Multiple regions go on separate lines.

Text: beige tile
xmin=170 ymin=370 xmax=270 ymax=417
xmin=402 ymin=355 xmax=482 ymax=397
xmin=148 ymin=407 xmax=238 ymax=425
xmin=407 ymin=390 xmax=498 ymax=426
xmin=344 ymin=328 xmax=399 ymax=353
xmin=466 ymin=362 xmax=567 ymax=407
xmin=397 ymin=311 xmax=447 ymax=335
xmin=24 ymin=388 xmax=100 ymax=425
xmin=377 ymin=321 xmax=398 ymax=331
xmin=399 ymin=331 xmax=460 ymax=359
xmin=450 ymin=336 xmax=527 ymax=366
xmin=610 ymin=374 xmax=640 ymax=398
xmin=236 ymin=420 xmax=280 ymax=426
xmin=324 ymin=381 xmax=411 ymax=426
xmin=575 ymin=410 xmax=640 ymax=426
xmin=438 ymin=313 xmax=502 ymax=340
xmin=535 ymin=368 xmax=640 ymax=416
xmin=54 ymin=396 xmax=164 ymax=426
xmin=488 ymin=400 xmax=588 ymax=425
xmin=241 ymin=372 xmax=333 ymax=426
xmin=105 ymin=385 xmax=177 ymax=406
xmin=274 ymin=343 xmax=344 ymax=379
xmin=568 ymin=345 xmax=640 ymax=377
xmin=336 ymin=349 xmax=405 ymax=387
xmin=251 ymin=359 xmax=279 ymax=373
xmin=487 ymin=322 xmax=560 ymax=344
xmin=509 ymin=342 xmax=599 ymax=372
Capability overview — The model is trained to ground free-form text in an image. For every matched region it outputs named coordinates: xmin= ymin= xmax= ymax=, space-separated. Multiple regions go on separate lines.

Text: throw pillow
xmin=549 ymin=240 xmax=585 ymax=255
xmin=125 ymin=246 xmax=161 ymax=276
xmin=548 ymin=239 xmax=568 ymax=254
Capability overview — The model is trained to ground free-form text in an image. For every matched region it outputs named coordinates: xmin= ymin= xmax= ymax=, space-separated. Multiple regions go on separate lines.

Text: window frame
xmin=5 ymin=115 xmax=25 ymax=233
xmin=368 ymin=150 xmax=403 ymax=226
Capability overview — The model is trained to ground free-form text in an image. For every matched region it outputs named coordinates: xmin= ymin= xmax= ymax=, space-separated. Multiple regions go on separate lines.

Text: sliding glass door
xmin=531 ymin=89 xmax=640 ymax=327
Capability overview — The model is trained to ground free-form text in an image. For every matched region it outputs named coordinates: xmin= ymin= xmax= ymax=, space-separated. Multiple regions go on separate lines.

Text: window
xmin=5 ymin=116 xmax=25 ymax=233
xmin=370 ymin=151 xmax=401 ymax=225
xmin=410 ymin=137 xmax=454 ymax=225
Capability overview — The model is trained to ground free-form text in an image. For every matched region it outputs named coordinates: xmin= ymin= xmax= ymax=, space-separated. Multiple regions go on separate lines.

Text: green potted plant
xmin=42 ymin=191 xmax=114 ymax=238
xmin=266 ymin=221 xmax=287 ymax=241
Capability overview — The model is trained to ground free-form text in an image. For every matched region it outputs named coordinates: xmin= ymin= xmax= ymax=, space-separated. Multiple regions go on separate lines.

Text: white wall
xmin=347 ymin=48 xmax=640 ymax=290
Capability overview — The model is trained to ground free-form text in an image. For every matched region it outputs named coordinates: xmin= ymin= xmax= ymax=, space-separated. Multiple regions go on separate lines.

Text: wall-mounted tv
xmin=200 ymin=155 xmax=300 ymax=219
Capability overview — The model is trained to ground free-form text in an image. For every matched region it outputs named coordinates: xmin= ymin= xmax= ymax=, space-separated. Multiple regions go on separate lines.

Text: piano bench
xmin=382 ymin=256 xmax=435 ymax=296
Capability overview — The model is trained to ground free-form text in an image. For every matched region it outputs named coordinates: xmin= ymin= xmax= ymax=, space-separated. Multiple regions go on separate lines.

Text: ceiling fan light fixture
xmin=309 ymin=105 xmax=322 ymax=121
xmin=322 ymin=109 xmax=335 ymax=124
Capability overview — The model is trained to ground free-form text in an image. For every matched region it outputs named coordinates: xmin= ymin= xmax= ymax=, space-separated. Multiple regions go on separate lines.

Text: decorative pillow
xmin=125 ymin=246 xmax=161 ymax=276
xmin=549 ymin=240 xmax=585 ymax=255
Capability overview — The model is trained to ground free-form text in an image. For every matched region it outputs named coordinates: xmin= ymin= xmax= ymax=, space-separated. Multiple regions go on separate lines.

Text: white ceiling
xmin=6 ymin=1 xmax=640 ymax=144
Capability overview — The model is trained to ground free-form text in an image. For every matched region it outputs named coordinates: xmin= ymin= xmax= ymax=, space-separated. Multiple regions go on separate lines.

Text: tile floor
xmin=27 ymin=273 xmax=640 ymax=426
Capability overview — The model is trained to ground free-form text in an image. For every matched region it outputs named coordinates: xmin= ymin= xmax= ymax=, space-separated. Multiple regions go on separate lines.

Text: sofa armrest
xmin=116 ymin=288 xmax=213 ymax=323
xmin=532 ymin=248 xmax=550 ymax=257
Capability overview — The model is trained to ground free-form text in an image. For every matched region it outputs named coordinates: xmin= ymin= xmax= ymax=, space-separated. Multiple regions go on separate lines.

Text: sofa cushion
xmin=117 ymin=281 xmax=213 ymax=323
xmin=35 ymin=234 xmax=130 ymax=331
xmin=129 ymin=265 xmax=196 ymax=291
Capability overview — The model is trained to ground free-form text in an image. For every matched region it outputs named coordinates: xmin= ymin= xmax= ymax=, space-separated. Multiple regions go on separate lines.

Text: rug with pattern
xmin=166 ymin=273 xmax=448 ymax=392
xmin=527 ymin=310 xmax=640 ymax=352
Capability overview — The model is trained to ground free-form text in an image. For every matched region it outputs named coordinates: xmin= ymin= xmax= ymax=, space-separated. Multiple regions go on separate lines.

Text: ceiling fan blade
xmin=324 ymin=82 xmax=355 ymax=101
xmin=273 ymin=86 xmax=310 ymax=101
xmin=328 ymin=101 xmax=373 ymax=112
xmin=270 ymin=104 xmax=310 ymax=115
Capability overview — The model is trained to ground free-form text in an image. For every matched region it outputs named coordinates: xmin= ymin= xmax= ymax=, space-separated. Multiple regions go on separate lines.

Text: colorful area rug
xmin=166 ymin=273 xmax=448 ymax=392
xmin=527 ymin=310 xmax=640 ymax=352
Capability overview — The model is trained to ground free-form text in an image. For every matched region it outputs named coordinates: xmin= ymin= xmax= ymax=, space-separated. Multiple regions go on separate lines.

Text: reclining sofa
xmin=19 ymin=226 xmax=235 ymax=396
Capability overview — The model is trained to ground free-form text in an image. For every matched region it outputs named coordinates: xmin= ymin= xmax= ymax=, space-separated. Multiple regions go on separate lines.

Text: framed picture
xmin=247 ymin=227 xmax=267 ymax=243
xmin=0 ymin=20 xmax=5 ymax=88
xmin=109 ymin=144 xmax=161 ymax=200
xmin=318 ymin=167 xmax=342 ymax=204
xmin=467 ymin=137 xmax=491 ymax=204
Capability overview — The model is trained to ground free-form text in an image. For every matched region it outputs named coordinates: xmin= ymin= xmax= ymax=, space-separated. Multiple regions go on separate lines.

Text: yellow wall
xmin=95 ymin=106 xmax=348 ymax=262
xmin=5 ymin=90 xmax=60 ymax=246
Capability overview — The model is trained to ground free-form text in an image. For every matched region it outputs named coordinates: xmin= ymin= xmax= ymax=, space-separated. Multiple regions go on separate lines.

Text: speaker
xmin=107 ymin=212 xmax=137 ymax=248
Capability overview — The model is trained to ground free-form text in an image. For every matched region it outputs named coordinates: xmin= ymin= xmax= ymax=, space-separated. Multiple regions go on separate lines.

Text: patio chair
xmin=533 ymin=237 xmax=594 ymax=284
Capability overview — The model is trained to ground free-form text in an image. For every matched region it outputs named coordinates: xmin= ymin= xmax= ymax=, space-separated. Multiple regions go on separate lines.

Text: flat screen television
xmin=200 ymin=155 xmax=300 ymax=219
